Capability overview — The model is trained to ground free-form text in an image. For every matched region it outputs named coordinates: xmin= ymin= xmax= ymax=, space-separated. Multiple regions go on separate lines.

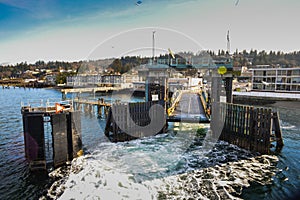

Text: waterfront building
xmin=121 ymin=71 xmax=140 ymax=88
xmin=66 ymin=74 xmax=101 ymax=87
xmin=66 ymin=74 xmax=122 ymax=87
xmin=250 ymin=67 xmax=300 ymax=92
xmin=101 ymin=74 xmax=122 ymax=87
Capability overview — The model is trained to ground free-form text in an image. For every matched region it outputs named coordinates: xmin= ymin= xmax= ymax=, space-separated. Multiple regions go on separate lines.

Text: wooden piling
xmin=104 ymin=100 xmax=166 ymax=142
xmin=21 ymin=104 xmax=82 ymax=170
xmin=272 ymin=111 xmax=284 ymax=150
xmin=22 ymin=113 xmax=46 ymax=170
xmin=220 ymin=103 xmax=283 ymax=154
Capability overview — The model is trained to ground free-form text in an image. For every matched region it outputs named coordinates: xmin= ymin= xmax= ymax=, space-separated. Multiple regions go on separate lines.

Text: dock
xmin=61 ymin=86 xmax=122 ymax=93
xmin=20 ymin=62 xmax=286 ymax=172
xmin=72 ymin=98 xmax=111 ymax=118
xmin=66 ymin=67 xmax=284 ymax=154
xmin=105 ymin=100 xmax=167 ymax=142
xmin=219 ymin=103 xmax=284 ymax=154
xmin=167 ymin=89 xmax=210 ymax=123
xmin=73 ymin=98 xmax=111 ymax=106
xmin=61 ymin=87 xmax=122 ymax=99
xmin=233 ymin=91 xmax=300 ymax=101
xmin=21 ymin=99 xmax=82 ymax=170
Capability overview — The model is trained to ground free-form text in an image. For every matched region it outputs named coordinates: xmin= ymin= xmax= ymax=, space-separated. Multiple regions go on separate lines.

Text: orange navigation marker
xmin=55 ymin=103 xmax=65 ymax=113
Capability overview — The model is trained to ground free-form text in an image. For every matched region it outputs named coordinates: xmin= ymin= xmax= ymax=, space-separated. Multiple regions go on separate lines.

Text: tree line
xmin=1 ymin=50 xmax=300 ymax=80
xmin=229 ymin=50 xmax=300 ymax=67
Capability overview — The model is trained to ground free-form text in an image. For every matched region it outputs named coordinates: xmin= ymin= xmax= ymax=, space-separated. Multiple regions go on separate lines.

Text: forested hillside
xmin=1 ymin=50 xmax=300 ymax=79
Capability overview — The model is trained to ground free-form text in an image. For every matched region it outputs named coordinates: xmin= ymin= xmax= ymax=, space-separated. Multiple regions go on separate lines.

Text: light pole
xmin=152 ymin=31 xmax=156 ymax=64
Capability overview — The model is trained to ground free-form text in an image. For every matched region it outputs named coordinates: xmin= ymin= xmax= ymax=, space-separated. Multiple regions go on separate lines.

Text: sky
xmin=0 ymin=0 xmax=299 ymax=64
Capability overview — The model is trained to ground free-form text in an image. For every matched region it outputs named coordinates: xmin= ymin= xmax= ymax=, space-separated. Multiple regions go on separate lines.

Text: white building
xmin=66 ymin=74 xmax=122 ymax=87
xmin=250 ymin=67 xmax=300 ymax=92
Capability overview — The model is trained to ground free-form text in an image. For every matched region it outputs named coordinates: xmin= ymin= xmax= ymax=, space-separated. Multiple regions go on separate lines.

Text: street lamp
xmin=152 ymin=31 xmax=156 ymax=64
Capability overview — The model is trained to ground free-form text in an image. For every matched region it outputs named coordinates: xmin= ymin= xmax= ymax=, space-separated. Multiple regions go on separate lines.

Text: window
xmin=292 ymin=69 xmax=300 ymax=76
xmin=278 ymin=70 xmax=287 ymax=76
xmin=266 ymin=70 xmax=276 ymax=76
xmin=254 ymin=70 xmax=264 ymax=76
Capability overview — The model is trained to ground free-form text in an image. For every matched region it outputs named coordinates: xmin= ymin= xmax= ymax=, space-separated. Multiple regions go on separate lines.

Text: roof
xmin=146 ymin=63 xmax=169 ymax=70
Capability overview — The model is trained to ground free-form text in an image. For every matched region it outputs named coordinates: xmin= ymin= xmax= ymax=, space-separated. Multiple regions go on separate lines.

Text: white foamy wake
xmin=58 ymin=156 xmax=153 ymax=200
xmin=144 ymin=155 xmax=278 ymax=200
xmin=47 ymin=154 xmax=278 ymax=199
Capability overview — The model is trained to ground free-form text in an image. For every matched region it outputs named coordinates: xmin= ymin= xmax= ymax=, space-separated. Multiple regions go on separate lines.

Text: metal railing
xmin=21 ymin=98 xmax=73 ymax=112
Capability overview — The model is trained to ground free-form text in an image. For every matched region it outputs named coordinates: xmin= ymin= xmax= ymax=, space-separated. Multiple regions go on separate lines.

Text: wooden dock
xmin=219 ymin=103 xmax=283 ymax=154
xmin=73 ymin=98 xmax=111 ymax=118
xmin=61 ymin=86 xmax=123 ymax=100
xmin=105 ymin=101 xmax=167 ymax=142
xmin=71 ymin=95 xmax=284 ymax=154
xmin=61 ymin=87 xmax=122 ymax=94
xmin=65 ymin=95 xmax=284 ymax=154
xmin=21 ymin=101 xmax=82 ymax=170
xmin=73 ymin=98 xmax=111 ymax=106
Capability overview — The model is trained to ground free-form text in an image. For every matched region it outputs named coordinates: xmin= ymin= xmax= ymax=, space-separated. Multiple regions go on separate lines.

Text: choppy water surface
xmin=0 ymin=87 xmax=299 ymax=199
xmin=0 ymin=88 xmax=61 ymax=199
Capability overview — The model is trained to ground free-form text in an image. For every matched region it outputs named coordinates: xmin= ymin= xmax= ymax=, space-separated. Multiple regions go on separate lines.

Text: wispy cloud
xmin=0 ymin=0 xmax=57 ymax=19
xmin=1 ymin=0 xmax=299 ymax=64
xmin=0 ymin=0 xmax=33 ymax=10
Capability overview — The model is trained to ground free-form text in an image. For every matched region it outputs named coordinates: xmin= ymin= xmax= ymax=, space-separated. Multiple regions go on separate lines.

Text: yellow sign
xmin=218 ymin=66 xmax=227 ymax=75
xmin=168 ymin=48 xmax=175 ymax=59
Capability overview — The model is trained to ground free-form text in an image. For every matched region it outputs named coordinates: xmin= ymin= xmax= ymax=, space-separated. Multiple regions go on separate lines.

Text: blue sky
xmin=0 ymin=0 xmax=299 ymax=64
xmin=0 ymin=0 xmax=140 ymax=40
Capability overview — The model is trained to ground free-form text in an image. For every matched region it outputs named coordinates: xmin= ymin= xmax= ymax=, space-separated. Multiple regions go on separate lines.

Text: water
xmin=241 ymin=101 xmax=300 ymax=200
xmin=0 ymin=87 xmax=299 ymax=199
xmin=0 ymin=88 xmax=62 ymax=199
